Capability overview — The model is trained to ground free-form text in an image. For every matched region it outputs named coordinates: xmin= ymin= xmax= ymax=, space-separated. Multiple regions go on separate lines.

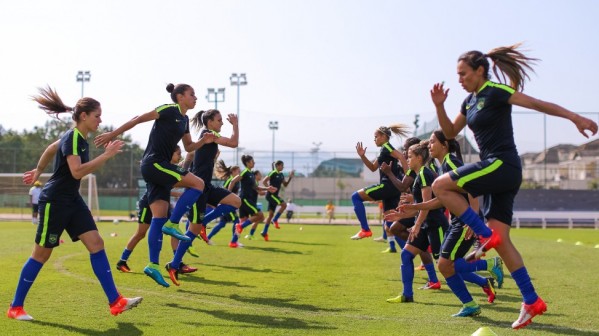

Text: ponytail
xmin=190 ymin=109 xmax=221 ymax=133
xmin=433 ymin=129 xmax=463 ymax=162
xmin=215 ymin=159 xmax=239 ymax=180
xmin=377 ymin=123 xmax=411 ymax=139
xmin=32 ymin=86 xmax=99 ymax=123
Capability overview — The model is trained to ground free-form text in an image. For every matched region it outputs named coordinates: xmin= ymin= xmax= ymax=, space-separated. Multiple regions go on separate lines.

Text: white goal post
xmin=0 ymin=173 xmax=99 ymax=221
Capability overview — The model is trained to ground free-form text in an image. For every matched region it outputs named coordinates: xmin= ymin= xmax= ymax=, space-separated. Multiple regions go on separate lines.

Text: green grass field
xmin=1 ymin=221 xmax=598 ymax=336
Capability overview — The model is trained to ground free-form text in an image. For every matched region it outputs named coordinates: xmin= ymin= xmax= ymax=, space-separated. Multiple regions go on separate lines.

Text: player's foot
xmin=6 ymin=306 xmax=33 ymax=321
xmin=487 ymin=256 xmax=504 ymax=289
xmin=468 ymin=229 xmax=501 ymax=260
xmin=512 ymin=297 xmax=547 ymax=329
xmin=273 ymin=221 xmax=280 ymax=229
xmin=164 ymin=262 xmax=180 ymax=286
xmin=350 ymin=229 xmax=372 ymax=240
xmin=161 ymin=221 xmax=191 ymax=241
xmin=116 ymin=260 xmax=131 ymax=273
xmin=143 ymin=264 xmax=170 ymax=287
xmin=381 ymin=247 xmax=397 ymax=253
xmin=229 ymin=242 xmax=244 ymax=248
xmin=482 ymin=278 xmax=496 ymax=303
xmin=179 ymin=262 xmax=198 ymax=274
xmin=261 ymin=233 xmax=269 ymax=241
xmin=386 ymin=295 xmax=414 ymax=303
xmin=235 ymin=223 xmax=243 ymax=234
xmin=419 ymin=281 xmax=441 ymax=290
xmin=373 ymin=236 xmax=386 ymax=243
xmin=109 ymin=295 xmax=143 ymax=316
xmin=199 ymin=226 xmax=210 ymax=244
xmin=186 ymin=245 xmax=200 ymax=258
xmin=245 ymin=234 xmax=254 ymax=240
xmin=452 ymin=305 xmax=481 ymax=317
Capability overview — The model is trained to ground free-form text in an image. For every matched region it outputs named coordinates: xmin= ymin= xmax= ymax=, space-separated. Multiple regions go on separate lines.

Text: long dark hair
xmin=32 ymin=86 xmax=100 ymax=123
xmin=190 ymin=109 xmax=221 ymax=133
xmin=433 ymin=129 xmax=463 ymax=162
xmin=215 ymin=159 xmax=239 ymax=180
xmin=458 ymin=43 xmax=538 ymax=91
xmin=241 ymin=155 xmax=253 ymax=167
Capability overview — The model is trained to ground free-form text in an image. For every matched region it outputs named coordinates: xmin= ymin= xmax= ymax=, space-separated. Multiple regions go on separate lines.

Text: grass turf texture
xmin=1 ymin=221 xmax=598 ymax=335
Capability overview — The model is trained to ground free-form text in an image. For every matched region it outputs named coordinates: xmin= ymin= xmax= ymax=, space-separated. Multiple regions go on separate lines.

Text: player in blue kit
xmin=94 ymin=83 xmax=215 ymax=287
xmin=351 ymin=124 xmax=410 ymax=240
xmin=430 ymin=44 xmax=597 ymax=328
xmin=261 ymin=160 xmax=294 ymax=235
xmin=8 ymin=87 xmax=142 ymax=321
xmin=165 ymin=109 xmax=241 ymax=286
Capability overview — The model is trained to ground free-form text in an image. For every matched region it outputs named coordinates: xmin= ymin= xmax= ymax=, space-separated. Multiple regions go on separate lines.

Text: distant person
xmin=28 ymin=180 xmax=43 ymax=225
xmin=285 ymin=199 xmax=295 ymax=223
xmin=8 ymin=87 xmax=141 ymax=321
xmin=325 ymin=200 xmax=335 ymax=223
xmin=262 ymin=160 xmax=294 ymax=230
xmin=429 ymin=44 xmax=597 ymax=328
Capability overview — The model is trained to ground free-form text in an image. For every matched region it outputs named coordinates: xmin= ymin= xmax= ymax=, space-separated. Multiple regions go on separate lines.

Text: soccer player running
xmin=350 ymin=124 xmax=410 ymax=240
xmin=205 ymin=160 xmax=242 ymax=243
xmin=234 ymin=155 xmax=277 ymax=245
xmin=8 ymin=87 xmax=142 ymax=321
xmin=262 ymin=160 xmax=294 ymax=232
xmin=399 ymin=130 xmax=504 ymax=316
xmin=94 ymin=83 xmax=214 ymax=287
xmin=385 ymin=141 xmax=448 ymax=303
xmin=165 ymin=110 xmax=241 ymax=286
xmin=430 ymin=44 xmax=597 ymax=328
xmin=116 ymin=146 xmax=197 ymax=275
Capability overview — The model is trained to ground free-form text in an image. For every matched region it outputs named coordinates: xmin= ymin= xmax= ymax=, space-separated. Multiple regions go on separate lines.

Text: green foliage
xmin=1 ymin=222 xmax=598 ymax=335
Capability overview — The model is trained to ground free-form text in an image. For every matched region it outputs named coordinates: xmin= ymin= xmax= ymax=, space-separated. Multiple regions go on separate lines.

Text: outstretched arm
xmin=356 ymin=142 xmax=378 ymax=172
xmin=23 ymin=139 xmax=60 ymax=185
xmin=282 ymin=170 xmax=295 ymax=187
xmin=430 ymin=83 xmax=467 ymax=139
xmin=68 ymin=141 xmax=125 ymax=179
xmin=94 ymin=110 xmax=158 ymax=147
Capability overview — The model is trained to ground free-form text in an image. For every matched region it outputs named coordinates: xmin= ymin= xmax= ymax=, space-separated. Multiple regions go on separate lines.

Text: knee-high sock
xmin=262 ymin=222 xmax=270 ymax=235
xmin=11 ymin=258 xmax=43 ymax=307
xmin=203 ymin=204 xmax=236 ymax=226
xmin=395 ymin=235 xmax=406 ymax=249
xmin=90 ymin=250 xmax=120 ymax=304
xmin=401 ymin=249 xmax=415 ymax=297
xmin=273 ymin=212 xmax=282 ymax=223
xmin=208 ymin=217 xmax=227 ymax=239
xmin=170 ymin=188 xmax=202 ymax=224
xmin=461 ymin=271 xmax=488 ymax=287
xmin=385 ymin=221 xmax=395 ymax=249
xmin=171 ymin=231 xmax=197 ymax=269
xmin=424 ymin=262 xmax=439 ymax=283
xmin=352 ymin=192 xmax=369 ymax=231
xmin=512 ymin=267 xmax=539 ymax=304
xmin=458 ymin=207 xmax=491 ymax=238
xmin=454 ymin=257 xmax=487 ymax=273
xmin=120 ymin=248 xmax=132 ymax=261
xmin=148 ymin=217 xmax=167 ymax=264
xmin=240 ymin=218 xmax=252 ymax=229
xmin=445 ymin=273 xmax=474 ymax=305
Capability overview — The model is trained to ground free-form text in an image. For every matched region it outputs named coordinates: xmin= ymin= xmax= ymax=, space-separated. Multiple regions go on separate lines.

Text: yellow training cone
xmin=471 ymin=326 xmax=497 ymax=336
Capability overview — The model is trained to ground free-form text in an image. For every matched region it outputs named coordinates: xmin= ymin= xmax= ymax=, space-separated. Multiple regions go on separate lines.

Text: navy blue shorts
xmin=239 ymin=197 xmax=260 ymax=218
xmin=363 ymin=182 xmax=400 ymax=211
xmin=188 ymin=185 xmax=232 ymax=224
xmin=439 ymin=218 xmax=476 ymax=260
xmin=265 ymin=193 xmax=283 ymax=212
xmin=141 ymin=161 xmax=189 ymax=205
xmin=408 ymin=213 xmax=448 ymax=259
xmin=36 ymin=197 xmax=97 ymax=248
xmin=448 ymin=157 xmax=521 ymax=225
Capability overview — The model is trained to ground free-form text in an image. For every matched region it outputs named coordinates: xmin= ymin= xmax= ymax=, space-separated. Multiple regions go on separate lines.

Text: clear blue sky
xmin=1 ymin=0 xmax=598 ymax=157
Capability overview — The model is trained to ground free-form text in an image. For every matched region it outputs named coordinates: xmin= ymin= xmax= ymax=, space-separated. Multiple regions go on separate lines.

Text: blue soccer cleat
xmin=488 ymin=256 xmax=504 ymax=289
xmin=143 ymin=264 xmax=170 ymax=287
xmin=452 ymin=305 xmax=481 ymax=317
xmin=161 ymin=221 xmax=191 ymax=241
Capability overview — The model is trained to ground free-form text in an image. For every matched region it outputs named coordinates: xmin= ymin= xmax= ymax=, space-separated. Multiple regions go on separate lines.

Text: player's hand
xmin=104 ymin=140 xmax=124 ymax=158
xmin=380 ymin=162 xmax=392 ymax=175
xmin=227 ymin=114 xmax=238 ymax=126
xmin=400 ymin=193 xmax=413 ymax=204
xmin=199 ymin=132 xmax=217 ymax=145
xmin=572 ymin=114 xmax=598 ymax=138
xmin=94 ymin=131 xmax=114 ymax=148
xmin=23 ymin=169 xmax=40 ymax=185
xmin=267 ymin=186 xmax=278 ymax=193
xmin=355 ymin=142 xmax=366 ymax=157
xmin=409 ymin=224 xmax=421 ymax=242
xmin=430 ymin=82 xmax=449 ymax=107
xmin=384 ymin=210 xmax=403 ymax=221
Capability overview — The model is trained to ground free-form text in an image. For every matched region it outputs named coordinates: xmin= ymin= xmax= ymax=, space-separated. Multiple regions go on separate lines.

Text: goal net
xmin=0 ymin=173 xmax=100 ymax=221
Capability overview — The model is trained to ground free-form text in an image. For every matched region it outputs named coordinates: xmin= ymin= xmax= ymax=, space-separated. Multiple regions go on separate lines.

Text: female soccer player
xmin=400 ymin=130 xmax=504 ymax=316
xmin=385 ymin=141 xmax=448 ymax=303
xmin=430 ymin=44 xmax=597 ymax=328
xmin=8 ymin=87 xmax=142 ymax=321
xmin=234 ymin=155 xmax=276 ymax=245
xmin=262 ymin=160 xmax=294 ymax=231
xmin=165 ymin=109 xmax=241 ymax=286
xmin=350 ymin=124 xmax=410 ymax=240
xmin=94 ymin=83 xmax=215 ymax=287
xmin=116 ymin=146 xmax=196 ymax=274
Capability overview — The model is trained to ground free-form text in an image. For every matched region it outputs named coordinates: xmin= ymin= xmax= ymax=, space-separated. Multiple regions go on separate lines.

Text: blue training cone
xmin=471 ymin=327 xmax=497 ymax=336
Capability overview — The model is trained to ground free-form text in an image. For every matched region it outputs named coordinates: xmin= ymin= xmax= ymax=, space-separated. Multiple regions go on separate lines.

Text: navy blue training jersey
xmin=239 ymin=168 xmax=257 ymax=201
xmin=40 ymin=128 xmax=89 ymax=202
xmin=266 ymin=170 xmax=284 ymax=195
xmin=142 ymin=104 xmax=189 ymax=164
xmin=378 ymin=142 xmax=400 ymax=182
xmin=192 ymin=129 xmax=220 ymax=185
xmin=223 ymin=175 xmax=240 ymax=194
xmin=460 ymin=81 xmax=519 ymax=163
xmin=412 ymin=166 xmax=444 ymax=218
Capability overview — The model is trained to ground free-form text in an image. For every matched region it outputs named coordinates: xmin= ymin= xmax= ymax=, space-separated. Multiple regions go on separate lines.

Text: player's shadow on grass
xmin=243 ymin=246 xmax=307 ymax=254
xmin=31 ymin=321 xmax=145 ymax=336
xmin=175 ymin=274 xmax=254 ymax=287
xmin=167 ymin=303 xmax=336 ymax=331
xmin=201 ymin=263 xmax=292 ymax=274
xmin=227 ymin=294 xmax=348 ymax=313
xmin=268 ymin=240 xmax=332 ymax=246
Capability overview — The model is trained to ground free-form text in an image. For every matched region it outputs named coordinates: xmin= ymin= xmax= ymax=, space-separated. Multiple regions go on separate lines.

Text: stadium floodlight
xmin=76 ymin=71 xmax=91 ymax=98
xmin=230 ymin=73 xmax=247 ymax=166
xmin=206 ymin=88 xmax=225 ymax=109
xmin=269 ymin=121 xmax=279 ymax=163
